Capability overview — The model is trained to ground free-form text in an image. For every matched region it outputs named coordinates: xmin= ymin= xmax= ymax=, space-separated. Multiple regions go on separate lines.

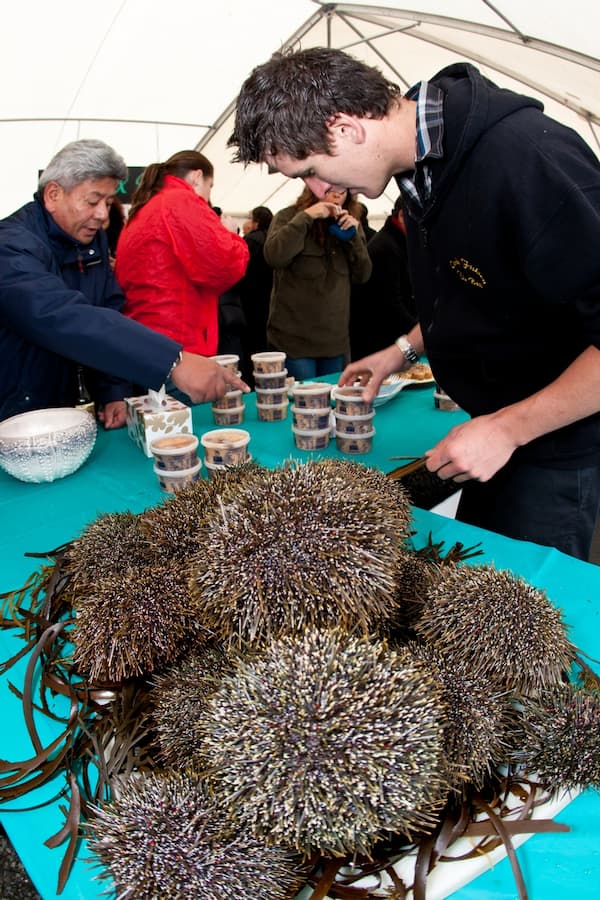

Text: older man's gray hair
xmin=38 ymin=139 xmax=128 ymax=192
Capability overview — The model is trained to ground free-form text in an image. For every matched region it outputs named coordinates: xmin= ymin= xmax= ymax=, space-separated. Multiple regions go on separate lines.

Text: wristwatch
xmin=394 ymin=335 xmax=419 ymax=365
xmin=167 ymin=350 xmax=183 ymax=379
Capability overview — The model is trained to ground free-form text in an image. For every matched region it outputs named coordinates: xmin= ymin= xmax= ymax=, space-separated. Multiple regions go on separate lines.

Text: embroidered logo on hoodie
xmin=449 ymin=257 xmax=487 ymax=288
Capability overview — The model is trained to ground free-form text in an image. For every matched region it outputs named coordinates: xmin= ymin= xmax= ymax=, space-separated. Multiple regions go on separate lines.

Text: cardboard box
xmin=125 ymin=393 xmax=193 ymax=457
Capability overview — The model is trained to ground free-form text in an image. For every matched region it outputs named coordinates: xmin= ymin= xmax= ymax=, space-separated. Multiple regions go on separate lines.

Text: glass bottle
xmin=75 ymin=366 xmax=95 ymax=417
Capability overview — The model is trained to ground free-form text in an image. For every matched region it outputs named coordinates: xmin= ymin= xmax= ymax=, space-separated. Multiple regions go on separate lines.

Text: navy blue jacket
xmin=398 ymin=64 xmax=600 ymax=465
xmin=0 ymin=196 xmax=181 ymax=421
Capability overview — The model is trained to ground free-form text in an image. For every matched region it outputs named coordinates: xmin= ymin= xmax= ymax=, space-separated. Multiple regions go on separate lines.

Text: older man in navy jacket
xmin=0 ymin=139 xmax=247 ymax=426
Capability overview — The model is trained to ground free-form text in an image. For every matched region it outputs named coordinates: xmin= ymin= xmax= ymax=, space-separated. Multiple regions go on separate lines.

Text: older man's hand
xmin=171 ymin=352 xmax=250 ymax=404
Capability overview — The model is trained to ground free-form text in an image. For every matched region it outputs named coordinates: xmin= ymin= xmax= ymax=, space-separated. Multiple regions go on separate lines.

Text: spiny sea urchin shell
xmin=72 ymin=561 xmax=209 ymax=683
xmin=199 ymin=627 xmax=447 ymax=857
xmin=139 ymin=462 xmax=266 ymax=560
xmin=151 ymin=644 xmax=240 ymax=768
xmin=406 ymin=640 xmax=516 ymax=791
xmin=62 ymin=512 xmax=152 ymax=602
xmin=414 ymin=564 xmax=575 ymax=693
xmin=188 ymin=459 xmax=413 ymax=649
xmin=87 ymin=769 xmax=305 ymax=900
xmin=512 ymin=685 xmax=600 ymax=792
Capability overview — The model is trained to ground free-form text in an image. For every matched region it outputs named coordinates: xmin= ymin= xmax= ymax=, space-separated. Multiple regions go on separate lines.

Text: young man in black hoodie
xmin=230 ymin=47 xmax=600 ymax=560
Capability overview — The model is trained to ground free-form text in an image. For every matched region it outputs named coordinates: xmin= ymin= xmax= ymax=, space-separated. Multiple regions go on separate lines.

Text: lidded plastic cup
xmin=150 ymin=433 xmax=199 ymax=471
xmin=292 ymin=426 xmax=331 ymax=451
xmin=154 ymin=459 xmax=202 ymax=492
xmin=253 ymin=369 xmax=288 ymax=390
xmin=291 ymin=406 xmax=332 ymax=431
xmin=212 ymin=389 xmax=243 ymax=411
xmin=209 ymin=354 xmax=239 ymax=372
xmin=333 ymin=410 xmax=375 ymax=435
xmin=254 ymin=386 xmax=288 ymax=405
xmin=333 ymin=385 xmax=373 ymax=416
xmin=335 ymin=429 xmax=375 ymax=454
xmin=204 ymin=453 xmax=253 ymax=479
xmin=251 ymin=351 xmax=286 ymax=373
xmin=256 ymin=401 xmax=288 ymax=422
xmin=211 ymin=405 xmax=245 ymax=426
xmin=291 ymin=382 xmax=332 ymax=409
xmin=200 ymin=428 xmax=250 ymax=466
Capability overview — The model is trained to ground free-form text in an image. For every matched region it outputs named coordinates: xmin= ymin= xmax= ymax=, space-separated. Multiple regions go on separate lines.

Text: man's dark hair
xmin=229 ymin=47 xmax=401 ymax=163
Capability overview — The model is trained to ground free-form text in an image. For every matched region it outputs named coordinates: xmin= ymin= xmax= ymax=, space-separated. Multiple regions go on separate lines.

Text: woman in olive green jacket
xmin=264 ymin=186 xmax=371 ymax=380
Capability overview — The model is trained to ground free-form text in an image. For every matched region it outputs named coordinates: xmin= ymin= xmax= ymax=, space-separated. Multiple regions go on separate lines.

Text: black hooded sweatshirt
xmin=397 ymin=63 xmax=600 ymax=466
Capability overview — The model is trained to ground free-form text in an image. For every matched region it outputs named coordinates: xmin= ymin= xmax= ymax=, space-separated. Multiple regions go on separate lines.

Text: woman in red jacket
xmin=116 ymin=150 xmax=249 ymax=358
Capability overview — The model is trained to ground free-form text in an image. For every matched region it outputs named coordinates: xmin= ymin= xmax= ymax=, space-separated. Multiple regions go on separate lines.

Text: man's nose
xmin=94 ymin=201 xmax=111 ymax=221
xmin=304 ymin=176 xmax=332 ymax=199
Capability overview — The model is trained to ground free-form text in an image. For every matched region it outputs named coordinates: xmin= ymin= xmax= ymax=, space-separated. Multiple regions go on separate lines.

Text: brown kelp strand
xmin=199 ymin=627 xmax=448 ymax=858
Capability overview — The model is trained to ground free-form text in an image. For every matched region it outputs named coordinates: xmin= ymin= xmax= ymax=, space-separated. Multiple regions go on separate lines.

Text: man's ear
xmin=43 ymin=181 xmax=63 ymax=212
xmin=327 ymin=113 xmax=367 ymax=146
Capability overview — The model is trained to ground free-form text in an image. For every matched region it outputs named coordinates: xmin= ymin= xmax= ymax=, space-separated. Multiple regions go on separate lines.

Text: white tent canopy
xmin=1 ymin=0 xmax=598 ymax=222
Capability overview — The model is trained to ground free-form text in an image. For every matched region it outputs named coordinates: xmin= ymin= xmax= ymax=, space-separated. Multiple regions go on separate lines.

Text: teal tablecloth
xmin=1 ymin=382 xmax=599 ymax=900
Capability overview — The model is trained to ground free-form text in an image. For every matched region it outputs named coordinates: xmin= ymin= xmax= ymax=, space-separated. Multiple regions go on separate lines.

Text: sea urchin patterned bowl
xmin=0 ymin=407 xmax=97 ymax=483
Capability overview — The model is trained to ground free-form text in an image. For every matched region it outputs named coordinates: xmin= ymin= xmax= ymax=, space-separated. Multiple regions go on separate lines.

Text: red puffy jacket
xmin=116 ymin=175 xmax=249 ymax=355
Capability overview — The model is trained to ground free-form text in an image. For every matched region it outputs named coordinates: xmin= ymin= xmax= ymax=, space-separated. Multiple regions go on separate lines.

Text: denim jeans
xmin=286 ymin=355 xmax=345 ymax=381
xmin=456 ymin=459 xmax=600 ymax=561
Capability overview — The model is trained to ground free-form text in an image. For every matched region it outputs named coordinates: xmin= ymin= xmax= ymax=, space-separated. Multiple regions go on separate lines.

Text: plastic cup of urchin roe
xmin=212 ymin=389 xmax=243 ymax=411
xmin=254 ymin=386 xmax=289 ymax=405
xmin=211 ymin=405 xmax=245 ymax=426
xmin=209 ymin=353 xmax=240 ymax=372
xmin=291 ymin=405 xmax=332 ymax=431
xmin=256 ymin=400 xmax=289 ymax=422
xmin=200 ymin=428 xmax=250 ymax=466
xmin=149 ymin=433 xmax=199 ymax=471
xmin=335 ymin=428 xmax=375 ymax=454
xmin=292 ymin=426 xmax=331 ymax=451
xmin=251 ymin=351 xmax=286 ymax=374
xmin=333 ymin=410 xmax=376 ymax=435
xmin=291 ymin=381 xmax=332 ymax=409
xmin=253 ymin=368 xmax=288 ymax=390
xmin=433 ymin=389 xmax=460 ymax=411
xmin=333 ymin=385 xmax=373 ymax=416
xmin=153 ymin=459 xmax=202 ymax=492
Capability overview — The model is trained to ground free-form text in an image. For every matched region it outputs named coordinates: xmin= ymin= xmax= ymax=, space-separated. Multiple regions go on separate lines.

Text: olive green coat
xmin=264 ymin=208 xmax=372 ymax=358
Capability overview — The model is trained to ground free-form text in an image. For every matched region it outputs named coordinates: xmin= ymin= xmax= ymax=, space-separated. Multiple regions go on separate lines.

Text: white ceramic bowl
xmin=0 ymin=407 xmax=97 ymax=483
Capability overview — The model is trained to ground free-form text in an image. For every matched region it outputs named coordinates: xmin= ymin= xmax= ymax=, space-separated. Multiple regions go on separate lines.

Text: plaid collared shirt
xmin=399 ymin=81 xmax=445 ymax=209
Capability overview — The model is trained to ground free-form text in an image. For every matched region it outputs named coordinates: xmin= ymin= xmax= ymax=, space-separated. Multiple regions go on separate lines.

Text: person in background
xmin=116 ymin=151 xmax=249 ymax=375
xmin=0 ymin=140 xmax=246 ymax=426
xmin=264 ymin=186 xmax=371 ymax=381
xmin=229 ymin=47 xmax=600 ymax=560
xmin=357 ymin=201 xmax=376 ymax=241
xmin=104 ymin=195 xmax=126 ymax=270
xmin=235 ymin=205 xmax=273 ymax=385
xmin=350 ymin=194 xmax=417 ymax=360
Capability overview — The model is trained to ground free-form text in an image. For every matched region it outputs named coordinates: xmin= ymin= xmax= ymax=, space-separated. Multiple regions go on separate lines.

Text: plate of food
xmin=374 ymin=364 xmax=435 ymax=407
xmin=401 ymin=361 xmax=435 ymax=384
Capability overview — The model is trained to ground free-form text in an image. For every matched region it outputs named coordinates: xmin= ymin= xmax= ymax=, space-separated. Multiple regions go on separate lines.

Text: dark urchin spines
xmin=87 ymin=769 xmax=306 ymax=900
xmin=414 ymin=564 xmax=575 ymax=693
xmin=188 ymin=459 xmax=413 ymax=649
xmin=199 ymin=627 xmax=448 ymax=857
